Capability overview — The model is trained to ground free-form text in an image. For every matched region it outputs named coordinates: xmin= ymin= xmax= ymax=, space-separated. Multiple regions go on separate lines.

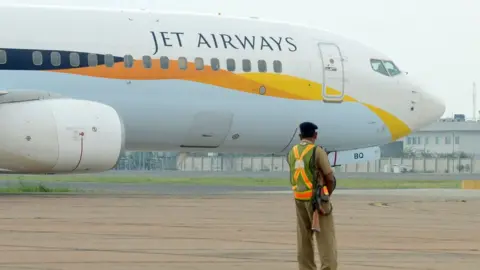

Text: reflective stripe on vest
xmin=291 ymin=144 xmax=315 ymax=200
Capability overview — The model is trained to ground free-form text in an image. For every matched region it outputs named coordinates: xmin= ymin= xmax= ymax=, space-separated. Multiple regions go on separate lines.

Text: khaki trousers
xmin=295 ymin=199 xmax=337 ymax=270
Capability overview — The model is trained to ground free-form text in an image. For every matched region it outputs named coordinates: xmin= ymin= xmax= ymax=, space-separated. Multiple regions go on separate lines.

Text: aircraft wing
xmin=0 ymin=90 xmax=63 ymax=103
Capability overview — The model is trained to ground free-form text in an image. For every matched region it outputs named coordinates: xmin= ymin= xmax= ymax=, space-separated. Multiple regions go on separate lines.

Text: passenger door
xmin=317 ymin=42 xmax=345 ymax=102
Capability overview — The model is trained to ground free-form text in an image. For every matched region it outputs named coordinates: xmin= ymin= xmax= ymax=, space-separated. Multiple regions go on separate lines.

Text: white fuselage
xmin=0 ymin=4 xmax=445 ymax=173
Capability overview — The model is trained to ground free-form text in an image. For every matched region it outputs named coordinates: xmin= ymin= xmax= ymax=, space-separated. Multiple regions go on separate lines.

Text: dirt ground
xmin=0 ymin=193 xmax=478 ymax=270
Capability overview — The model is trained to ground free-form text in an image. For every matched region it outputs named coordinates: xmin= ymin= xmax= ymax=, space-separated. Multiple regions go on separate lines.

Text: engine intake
xmin=0 ymin=98 xmax=125 ymax=173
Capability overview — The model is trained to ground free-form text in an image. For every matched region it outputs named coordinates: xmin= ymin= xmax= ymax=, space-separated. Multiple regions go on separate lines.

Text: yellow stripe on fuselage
xmin=238 ymin=72 xmax=356 ymax=102
xmin=49 ymin=59 xmax=411 ymax=141
xmin=238 ymin=72 xmax=411 ymax=141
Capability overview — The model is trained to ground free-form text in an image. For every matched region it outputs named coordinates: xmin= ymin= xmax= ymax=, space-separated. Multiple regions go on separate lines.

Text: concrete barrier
xmin=461 ymin=180 xmax=480 ymax=190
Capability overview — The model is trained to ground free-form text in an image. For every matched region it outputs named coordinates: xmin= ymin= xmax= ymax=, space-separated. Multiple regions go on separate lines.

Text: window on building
xmin=210 ymin=58 xmax=220 ymax=71
xmin=160 ymin=56 xmax=169 ymax=69
xmin=69 ymin=53 xmax=80 ymax=67
xmin=0 ymin=50 xmax=7 ymax=64
xmin=407 ymin=137 xmax=412 ymax=145
xmin=424 ymin=137 xmax=429 ymax=145
xmin=32 ymin=51 xmax=43 ymax=66
xmin=143 ymin=55 xmax=152 ymax=69
xmin=445 ymin=136 xmax=451 ymax=144
xmin=195 ymin=57 xmax=204 ymax=70
xmin=226 ymin=58 xmax=235 ymax=71
xmin=258 ymin=60 xmax=267 ymax=72
xmin=435 ymin=137 xmax=440 ymax=144
xmin=417 ymin=136 xmax=421 ymax=145
xmin=124 ymin=55 xmax=134 ymax=68
xmin=178 ymin=57 xmax=187 ymax=70
xmin=50 ymin=52 xmax=61 ymax=67
xmin=105 ymin=54 xmax=114 ymax=67
xmin=412 ymin=137 xmax=417 ymax=145
xmin=88 ymin=54 xmax=98 ymax=67
xmin=455 ymin=136 xmax=460 ymax=144
xmin=273 ymin=60 xmax=282 ymax=73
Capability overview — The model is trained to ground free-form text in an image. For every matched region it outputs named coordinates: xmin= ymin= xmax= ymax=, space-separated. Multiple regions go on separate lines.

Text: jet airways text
xmin=150 ymin=31 xmax=297 ymax=55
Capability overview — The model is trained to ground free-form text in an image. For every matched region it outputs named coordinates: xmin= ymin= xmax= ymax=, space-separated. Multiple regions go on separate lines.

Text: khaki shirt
xmin=312 ymin=143 xmax=333 ymax=177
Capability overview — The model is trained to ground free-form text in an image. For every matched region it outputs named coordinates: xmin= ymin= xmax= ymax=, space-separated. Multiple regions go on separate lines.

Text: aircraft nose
xmin=422 ymin=91 xmax=446 ymax=122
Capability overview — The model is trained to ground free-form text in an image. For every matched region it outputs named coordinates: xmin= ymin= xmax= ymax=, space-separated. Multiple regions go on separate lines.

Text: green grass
xmin=0 ymin=182 xmax=75 ymax=193
xmin=0 ymin=174 xmax=462 ymax=189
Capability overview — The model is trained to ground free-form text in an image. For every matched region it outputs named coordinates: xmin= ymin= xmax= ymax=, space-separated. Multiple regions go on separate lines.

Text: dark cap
xmin=299 ymin=122 xmax=318 ymax=138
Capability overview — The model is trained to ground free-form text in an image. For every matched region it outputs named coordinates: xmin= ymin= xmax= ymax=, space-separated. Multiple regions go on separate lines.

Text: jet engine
xmin=0 ymin=98 xmax=125 ymax=173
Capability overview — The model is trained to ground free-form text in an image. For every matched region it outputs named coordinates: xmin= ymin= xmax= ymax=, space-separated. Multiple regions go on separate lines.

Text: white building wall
xmin=397 ymin=120 xmax=480 ymax=155
xmin=401 ymin=130 xmax=480 ymax=154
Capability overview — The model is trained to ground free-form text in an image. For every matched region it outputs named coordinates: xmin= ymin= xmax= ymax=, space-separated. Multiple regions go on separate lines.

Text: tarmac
xmin=0 ymin=182 xmax=479 ymax=270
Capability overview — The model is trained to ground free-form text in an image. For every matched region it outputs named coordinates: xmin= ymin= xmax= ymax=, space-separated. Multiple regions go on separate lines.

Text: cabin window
xmin=32 ymin=51 xmax=43 ymax=66
xmin=226 ymin=58 xmax=235 ymax=71
xmin=105 ymin=54 xmax=114 ymax=67
xmin=124 ymin=55 xmax=134 ymax=68
xmin=273 ymin=60 xmax=282 ymax=73
xmin=258 ymin=60 xmax=267 ymax=72
xmin=370 ymin=59 xmax=389 ymax=76
xmin=143 ymin=55 xmax=152 ymax=69
xmin=242 ymin=59 xmax=251 ymax=72
xmin=0 ymin=50 xmax=7 ymax=64
xmin=195 ymin=57 xmax=204 ymax=70
xmin=160 ymin=56 xmax=169 ymax=69
xmin=178 ymin=57 xmax=187 ymax=70
xmin=69 ymin=53 xmax=80 ymax=67
xmin=88 ymin=54 xmax=98 ymax=67
xmin=210 ymin=58 xmax=220 ymax=71
xmin=50 ymin=52 xmax=61 ymax=67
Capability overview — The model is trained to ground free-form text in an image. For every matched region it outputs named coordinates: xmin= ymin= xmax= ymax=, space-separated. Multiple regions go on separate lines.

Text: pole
xmin=473 ymin=82 xmax=477 ymax=121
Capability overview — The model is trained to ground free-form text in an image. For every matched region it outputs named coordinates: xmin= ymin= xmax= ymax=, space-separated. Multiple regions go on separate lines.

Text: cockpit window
xmin=370 ymin=59 xmax=389 ymax=76
xmin=382 ymin=60 xmax=401 ymax=76
xmin=370 ymin=59 xmax=402 ymax=77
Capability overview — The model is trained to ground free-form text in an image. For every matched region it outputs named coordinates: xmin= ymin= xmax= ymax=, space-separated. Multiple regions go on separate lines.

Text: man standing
xmin=287 ymin=122 xmax=338 ymax=270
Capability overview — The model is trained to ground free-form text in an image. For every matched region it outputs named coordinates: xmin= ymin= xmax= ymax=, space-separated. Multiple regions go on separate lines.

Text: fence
xmin=114 ymin=154 xmax=480 ymax=174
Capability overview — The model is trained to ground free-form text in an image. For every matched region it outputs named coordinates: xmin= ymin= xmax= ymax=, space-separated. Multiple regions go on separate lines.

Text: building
xmin=400 ymin=115 xmax=480 ymax=155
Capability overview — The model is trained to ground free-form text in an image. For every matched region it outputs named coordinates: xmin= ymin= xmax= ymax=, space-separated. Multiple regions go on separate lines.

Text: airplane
xmin=0 ymin=4 xmax=445 ymax=174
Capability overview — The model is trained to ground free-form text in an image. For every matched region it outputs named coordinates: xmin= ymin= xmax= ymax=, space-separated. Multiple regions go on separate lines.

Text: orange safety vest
xmin=287 ymin=142 xmax=316 ymax=200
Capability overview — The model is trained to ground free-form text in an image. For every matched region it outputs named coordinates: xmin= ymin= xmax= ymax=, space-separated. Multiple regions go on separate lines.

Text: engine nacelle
xmin=0 ymin=98 xmax=125 ymax=173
